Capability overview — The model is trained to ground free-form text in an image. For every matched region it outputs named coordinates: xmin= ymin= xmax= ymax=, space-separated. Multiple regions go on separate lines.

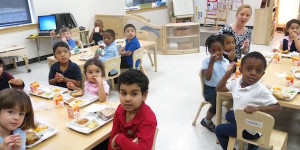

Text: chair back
xmin=217 ymin=10 xmax=229 ymax=20
xmin=70 ymin=28 xmax=83 ymax=48
xmin=136 ymin=30 xmax=149 ymax=41
xmin=133 ymin=48 xmax=144 ymax=69
xmin=152 ymin=127 xmax=159 ymax=150
xmin=103 ymin=56 xmax=121 ymax=80
xmin=235 ymin=109 xmax=275 ymax=149
xmin=199 ymin=70 xmax=205 ymax=96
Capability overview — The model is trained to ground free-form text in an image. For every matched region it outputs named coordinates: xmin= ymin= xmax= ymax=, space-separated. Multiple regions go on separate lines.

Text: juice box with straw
xmin=67 ymin=102 xmax=80 ymax=118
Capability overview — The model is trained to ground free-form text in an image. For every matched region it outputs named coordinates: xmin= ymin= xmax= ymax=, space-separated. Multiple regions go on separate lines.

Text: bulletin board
xmin=207 ymin=0 xmax=218 ymax=15
xmin=173 ymin=0 xmax=194 ymax=16
xmin=232 ymin=0 xmax=243 ymax=10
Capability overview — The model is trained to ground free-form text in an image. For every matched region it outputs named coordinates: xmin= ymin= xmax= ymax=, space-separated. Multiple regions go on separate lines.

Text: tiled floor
xmin=7 ymin=31 xmax=300 ymax=150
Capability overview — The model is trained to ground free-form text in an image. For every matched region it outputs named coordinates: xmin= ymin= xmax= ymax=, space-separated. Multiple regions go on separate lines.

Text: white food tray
xmin=70 ymin=49 xmax=87 ymax=55
xmin=272 ymin=87 xmax=297 ymax=101
xmin=63 ymin=92 xmax=98 ymax=108
xmin=30 ymin=84 xmax=68 ymax=99
xmin=26 ymin=120 xmax=58 ymax=148
xmin=78 ymin=54 xmax=94 ymax=61
xmin=66 ymin=108 xmax=114 ymax=134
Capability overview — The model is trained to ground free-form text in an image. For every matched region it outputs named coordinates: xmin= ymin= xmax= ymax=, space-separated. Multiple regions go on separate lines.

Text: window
xmin=0 ymin=0 xmax=32 ymax=27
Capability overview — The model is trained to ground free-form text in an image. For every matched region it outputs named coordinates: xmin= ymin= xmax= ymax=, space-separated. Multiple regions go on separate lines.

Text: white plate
xmin=70 ymin=49 xmax=87 ymax=55
xmin=66 ymin=108 xmax=114 ymax=134
xmin=281 ymin=53 xmax=292 ymax=58
xmin=30 ymin=84 xmax=68 ymax=99
xmin=78 ymin=54 xmax=94 ymax=61
xmin=291 ymin=83 xmax=300 ymax=93
xmin=272 ymin=87 xmax=298 ymax=101
xmin=26 ymin=120 xmax=59 ymax=148
xmin=63 ymin=92 xmax=98 ymax=108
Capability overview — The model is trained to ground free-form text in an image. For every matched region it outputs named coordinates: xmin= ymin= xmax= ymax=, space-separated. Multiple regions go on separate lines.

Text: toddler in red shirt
xmin=109 ymin=69 xmax=157 ymax=150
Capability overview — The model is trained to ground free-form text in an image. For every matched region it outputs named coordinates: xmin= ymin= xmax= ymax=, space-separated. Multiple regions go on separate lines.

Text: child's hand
xmin=0 ymin=135 xmax=16 ymax=150
xmin=272 ymin=48 xmax=279 ymax=52
xmin=111 ymin=134 xmax=120 ymax=150
xmin=99 ymin=45 xmax=105 ymax=49
xmin=11 ymin=134 xmax=22 ymax=150
xmin=119 ymin=47 xmax=125 ymax=54
xmin=94 ymin=53 xmax=100 ymax=59
xmin=94 ymin=76 xmax=103 ymax=84
xmin=244 ymin=106 xmax=259 ymax=114
xmin=62 ymin=38 xmax=67 ymax=43
xmin=210 ymin=54 xmax=218 ymax=63
xmin=227 ymin=62 xmax=236 ymax=72
xmin=8 ymin=79 xmax=23 ymax=86
xmin=243 ymin=39 xmax=249 ymax=49
xmin=50 ymin=30 xmax=56 ymax=37
xmin=228 ymin=51 xmax=236 ymax=61
xmin=55 ymin=72 xmax=64 ymax=83
xmin=67 ymin=82 xmax=77 ymax=90
xmin=289 ymin=31 xmax=298 ymax=41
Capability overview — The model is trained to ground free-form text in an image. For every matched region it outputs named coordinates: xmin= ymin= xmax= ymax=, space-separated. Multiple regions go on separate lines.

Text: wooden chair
xmin=227 ymin=109 xmax=288 ymax=150
xmin=204 ymin=9 xmax=229 ymax=30
xmin=70 ymin=28 xmax=84 ymax=48
xmin=103 ymin=57 xmax=121 ymax=90
xmin=136 ymin=30 xmax=154 ymax=67
xmin=152 ymin=127 xmax=159 ymax=150
xmin=192 ymin=70 xmax=232 ymax=126
xmin=133 ymin=48 xmax=146 ymax=74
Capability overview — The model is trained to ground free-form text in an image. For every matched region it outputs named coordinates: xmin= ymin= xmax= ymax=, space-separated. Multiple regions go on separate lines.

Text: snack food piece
xmin=98 ymin=108 xmax=115 ymax=121
xmin=272 ymin=90 xmax=290 ymax=100
xmin=85 ymin=120 xmax=99 ymax=129
xmin=76 ymin=118 xmax=89 ymax=125
xmin=33 ymin=124 xmax=48 ymax=133
xmin=26 ymin=131 xmax=40 ymax=145
xmin=66 ymin=98 xmax=75 ymax=103
xmin=37 ymin=91 xmax=45 ymax=95
xmin=70 ymin=90 xmax=84 ymax=98
xmin=53 ymin=88 xmax=60 ymax=92
xmin=280 ymin=49 xmax=289 ymax=54
xmin=272 ymin=87 xmax=282 ymax=91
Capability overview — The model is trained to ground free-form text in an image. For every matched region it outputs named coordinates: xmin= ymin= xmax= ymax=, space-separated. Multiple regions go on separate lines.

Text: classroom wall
xmin=0 ymin=0 xmax=125 ymax=60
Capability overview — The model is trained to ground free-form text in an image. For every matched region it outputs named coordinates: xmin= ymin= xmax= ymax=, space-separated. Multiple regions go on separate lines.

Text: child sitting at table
xmin=0 ymin=88 xmax=35 ymax=150
xmin=89 ymin=19 xmax=104 ymax=45
xmin=50 ymin=27 xmax=76 ymax=49
xmin=279 ymin=19 xmax=300 ymax=53
xmin=49 ymin=42 xmax=82 ymax=88
xmin=215 ymin=51 xmax=281 ymax=150
xmin=222 ymin=32 xmax=237 ymax=62
xmin=95 ymin=29 xmax=119 ymax=76
xmin=109 ymin=69 xmax=157 ymax=150
xmin=201 ymin=34 xmax=229 ymax=132
xmin=119 ymin=24 xmax=141 ymax=69
xmin=67 ymin=59 xmax=109 ymax=102
xmin=0 ymin=58 xmax=24 ymax=91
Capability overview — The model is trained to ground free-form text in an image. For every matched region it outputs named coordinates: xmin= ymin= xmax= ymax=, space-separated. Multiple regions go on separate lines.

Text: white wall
xmin=0 ymin=0 xmax=125 ymax=60
xmin=194 ymin=0 xmax=261 ymax=26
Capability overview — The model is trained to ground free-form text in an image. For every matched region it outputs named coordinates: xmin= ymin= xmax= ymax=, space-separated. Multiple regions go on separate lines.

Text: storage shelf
xmin=164 ymin=48 xmax=199 ymax=54
xmin=166 ymin=34 xmax=199 ymax=39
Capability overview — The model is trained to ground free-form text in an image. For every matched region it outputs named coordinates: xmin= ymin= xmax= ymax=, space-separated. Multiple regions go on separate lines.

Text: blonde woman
xmin=218 ymin=4 xmax=252 ymax=59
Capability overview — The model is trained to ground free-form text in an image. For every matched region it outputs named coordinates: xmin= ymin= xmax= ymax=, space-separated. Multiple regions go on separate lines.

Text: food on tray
xmin=66 ymin=98 xmax=76 ymax=103
xmin=53 ymin=88 xmax=60 ymax=92
xmin=30 ymin=81 xmax=40 ymax=93
xmin=85 ymin=120 xmax=99 ymax=129
xmin=272 ymin=87 xmax=282 ymax=91
xmin=272 ymin=90 xmax=290 ymax=100
xmin=295 ymin=83 xmax=300 ymax=89
xmin=37 ymin=91 xmax=45 ymax=95
xmin=70 ymin=90 xmax=84 ymax=98
xmin=280 ymin=49 xmax=289 ymax=54
xmin=98 ymin=108 xmax=116 ymax=121
xmin=76 ymin=118 xmax=89 ymax=125
xmin=26 ymin=131 xmax=40 ymax=145
xmin=33 ymin=124 xmax=48 ymax=133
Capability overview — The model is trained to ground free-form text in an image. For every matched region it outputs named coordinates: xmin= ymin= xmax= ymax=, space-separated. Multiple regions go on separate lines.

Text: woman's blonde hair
xmin=236 ymin=4 xmax=252 ymax=16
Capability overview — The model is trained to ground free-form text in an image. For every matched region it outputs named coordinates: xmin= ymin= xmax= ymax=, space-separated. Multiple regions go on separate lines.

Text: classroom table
xmin=30 ymin=95 xmax=119 ymax=150
xmin=0 ymin=45 xmax=30 ymax=72
xmin=47 ymin=40 xmax=158 ymax=72
xmin=216 ymin=57 xmax=300 ymax=130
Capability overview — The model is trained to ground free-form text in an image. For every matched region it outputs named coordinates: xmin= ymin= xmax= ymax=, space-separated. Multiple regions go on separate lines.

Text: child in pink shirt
xmin=67 ymin=59 xmax=109 ymax=102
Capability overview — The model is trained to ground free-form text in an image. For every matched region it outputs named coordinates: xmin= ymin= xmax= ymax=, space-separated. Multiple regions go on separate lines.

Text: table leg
xmin=154 ymin=45 xmax=157 ymax=72
xmin=216 ymin=92 xmax=222 ymax=143
xmin=12 ymin=58 xmax=17 ymax=69
xmin=24 ymin=55 xmax=30 ymax=72
xmin=35 ymin=38 xmax=41 ymax=62
xmin=85 ymin=31 xmax=90 ymax=47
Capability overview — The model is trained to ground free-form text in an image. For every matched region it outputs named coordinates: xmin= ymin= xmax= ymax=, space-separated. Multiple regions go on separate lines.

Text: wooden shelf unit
xmin=253 ymin=0 xmax=277 ymax=45
xmin=162 ymin=22 xmax=200 ymax=54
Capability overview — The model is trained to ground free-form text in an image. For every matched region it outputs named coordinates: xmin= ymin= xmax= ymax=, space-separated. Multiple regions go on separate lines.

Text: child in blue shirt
xmin=50 ymin=27 xmax=76 ymax=49
xmin=95 ymin=29 xmax=119 ymax=75
xmin=119 ymin=24 xmax=141 ymax=69
xmin=201 ymin=34 xmax=229 ymax=132
xmin=49 ymin=42 xmax=82 ymax=88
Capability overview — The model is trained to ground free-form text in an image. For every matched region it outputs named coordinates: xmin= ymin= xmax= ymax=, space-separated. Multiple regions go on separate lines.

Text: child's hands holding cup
xmin=209 ymin=54 xmax=218 ymax=63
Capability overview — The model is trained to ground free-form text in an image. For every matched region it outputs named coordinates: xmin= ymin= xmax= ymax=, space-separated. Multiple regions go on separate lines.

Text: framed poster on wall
xmin=232 ymin=0 xmax=243 ymax=10
xmin=207 ymin=0 xmax=218 ymax=15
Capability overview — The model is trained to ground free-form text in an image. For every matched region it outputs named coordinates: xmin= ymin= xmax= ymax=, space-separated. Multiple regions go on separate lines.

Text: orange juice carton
xmin=286 ymin=73 xmax=295 ymax=86
xmin=53 ymin=93 xmax=64 ymax=108
xmin=67 ymin=103 xmax=80 ymax=118
xmin=30 ymin=81 xmax=39 ymax=93
xmin=273 ymin=51 xmax=281 ymax=64
xmin=236 ymin=59 xmax=241 ymax=67
xmin=235 ymin=67 xmax=241 ymax=78
xmin=291 ymin=53 xmax=299 ymax=66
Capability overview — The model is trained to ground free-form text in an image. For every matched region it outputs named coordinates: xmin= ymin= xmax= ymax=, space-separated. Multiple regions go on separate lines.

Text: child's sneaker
xmin=200 ymin=118 xmax=215 ymax=132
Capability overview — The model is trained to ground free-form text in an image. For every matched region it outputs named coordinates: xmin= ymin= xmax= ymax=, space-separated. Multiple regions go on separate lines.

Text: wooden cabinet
xmin=162 ymin=22 xmax=200 ymax=54
xmin=253 ymin=0 xmax=277 ymax=45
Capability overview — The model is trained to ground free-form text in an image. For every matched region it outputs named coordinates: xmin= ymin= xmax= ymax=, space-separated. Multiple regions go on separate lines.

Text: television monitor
xmin=38 ymin=15 xmax=57 ymax=31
